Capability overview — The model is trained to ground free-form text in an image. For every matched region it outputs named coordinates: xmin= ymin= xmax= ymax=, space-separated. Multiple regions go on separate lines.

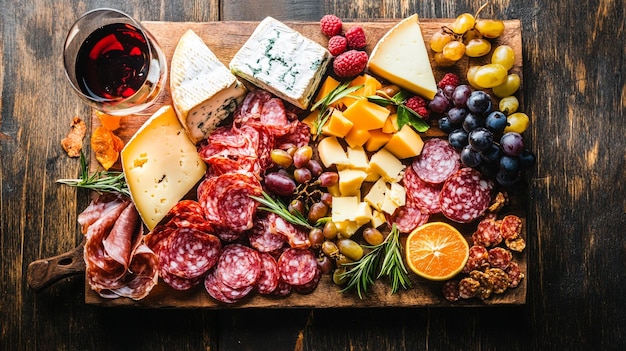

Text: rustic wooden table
xmin=1 ymin=0 xmax=624 ymax=350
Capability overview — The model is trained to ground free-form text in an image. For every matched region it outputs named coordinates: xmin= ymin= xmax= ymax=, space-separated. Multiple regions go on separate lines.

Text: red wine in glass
xmin=75 ymin=23 xmax=150 ymax=101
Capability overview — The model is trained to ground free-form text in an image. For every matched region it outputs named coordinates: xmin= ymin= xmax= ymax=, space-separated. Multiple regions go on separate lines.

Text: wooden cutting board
xmin=83 ymin=19 xmax=526 ymax=308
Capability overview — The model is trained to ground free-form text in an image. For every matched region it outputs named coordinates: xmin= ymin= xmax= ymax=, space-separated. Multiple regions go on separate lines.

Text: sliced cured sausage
xmin=412 ymin=138 xmax=460 ymax=184
xmin=215 ymin=244 xmax=261 ymax=289
xmin=255 ymin=252 xmax=280 ymax=294
xmin=159 ymin=227 xmax=221 ymax=279
xmin=403 ymin=166 xmax=442 ymax=214
xmin=277 ymin=248 xmax=318 ymax=286
xmin=387 ymin=200 xmax=430 ymax=233
xmin=248 ymin=216 xmax=286 ymax=253
xmin=440 ymin=167 xmax=494 ymax=223
xmin=266 ymin=212 xmax=310 ymax=249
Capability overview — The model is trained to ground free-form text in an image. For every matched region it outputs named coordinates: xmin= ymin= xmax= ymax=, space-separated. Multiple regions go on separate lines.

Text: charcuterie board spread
xmin=76 ymin=15 xmax=527 ymax=308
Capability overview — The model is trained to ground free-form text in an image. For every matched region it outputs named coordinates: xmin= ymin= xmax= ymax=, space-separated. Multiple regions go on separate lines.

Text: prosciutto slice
xmin=79 ymin=194 xmax=158 ymax=300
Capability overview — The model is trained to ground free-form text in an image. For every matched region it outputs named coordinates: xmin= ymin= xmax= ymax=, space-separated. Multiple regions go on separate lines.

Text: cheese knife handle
xmin=27 ymin=239 xmax=86 ymax=292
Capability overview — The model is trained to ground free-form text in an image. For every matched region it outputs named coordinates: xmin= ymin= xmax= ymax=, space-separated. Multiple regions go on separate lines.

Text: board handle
xmin=27 ymin=240 xmax=86 ymax=292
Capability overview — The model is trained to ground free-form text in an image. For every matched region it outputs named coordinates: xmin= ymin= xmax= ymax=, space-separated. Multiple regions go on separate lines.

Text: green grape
xmin=475 ymin=19 xmax=505 ymax=38
xmin=504 ymin=112 xmax=530 ymax=133
xmin=430 ymin=29 xmax=453 ymax=52
xmin=491 ymin=45 xmax=515 ymax=70
xmin=465 ymin=38 xmax=492 ymax=57
xmin=442 ymin=40 xmax=466 ymax=61
xmin=499 ymin=96 xmax=519 ymax=115
xmin=270 ymin=149 xmax=293 ymax=168
xmin=492 ymin=73 xmax=521 ymax=98
xmin=474 ymin=63 xmax=508 ymax=88
xmin=451 ymin=13 xmax=475 ymax=34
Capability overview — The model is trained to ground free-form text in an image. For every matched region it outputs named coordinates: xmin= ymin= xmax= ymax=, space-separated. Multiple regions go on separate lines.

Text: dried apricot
xmin=91 ymin=126 xmax=123 ymax=170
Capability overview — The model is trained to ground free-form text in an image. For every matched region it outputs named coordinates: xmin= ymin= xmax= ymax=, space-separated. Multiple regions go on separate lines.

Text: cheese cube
xmin=170 ymin=30 xmax=247 ymax=144
xmin=317 ymin=136 xmax=349 ymax=168
xmin=365 ymin=129 xmax=392 ymax=152
xmin=335 ymin=221 xmax=360 ymax=238
xmin=367 ymin=14 xmax=437 ymax=100
xmin=368 ymin=148 xmax=405 ymax=182
xmin=321 ymin=109 xmax=353 ymax=138
xmin=331 ymin=196 xmax=360 ymax=222
xmin=388 ymin=182 xmax=406 ymax=207
xmin=121 ymin=105 xmax=207 ymax=230
xmin=301 ymin=110 xmax=319 ymax=135
xmin=314 ymin=76 xmax=341 ymax=104
xmin=381 ymin=190 xmax=400 ymax=215
xmin=342 ymin=99 xmax=390 ymax=130
xmin=385 ymin=124 xmax=424 ymax=159
xmin=338 ymin=169 xmax=368 ymax=196
xmin=346 ymin=146 xmax=369 ymax=170
xmin=355 ymin=201 xmax=373 ymax=226
xmin=344 ymin=128 xmax=371 ymax=148
xmin=229 ymin=17 xmax=331 ymax=109
xmin=370 ymin=210 xmax=386 ymax=229
xmin=382 ymin=113 xmax=399 ymax=133
xmin=340 ymin=74 xmax=382 ymax=107
xmin=364 ymin=178 xmax=388 ymax=212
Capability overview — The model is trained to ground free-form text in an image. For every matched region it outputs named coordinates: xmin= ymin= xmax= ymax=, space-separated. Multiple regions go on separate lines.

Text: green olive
xmin=333 ymin=267 xmax=348 ymax=285
xmin=337 ymin=238 xmax=364 ymax=261
xmin=321 ymin=240 xmax=339 ymax=257
xmin=335 ymin=253 xmax=354 ymax=266
xmin=322 ymin=221 xmax=338 ymax=240
xmin=362 ymin=227 xmax=384 ymax=246
xmin=308 ymin=228 xmax=324 ymax=249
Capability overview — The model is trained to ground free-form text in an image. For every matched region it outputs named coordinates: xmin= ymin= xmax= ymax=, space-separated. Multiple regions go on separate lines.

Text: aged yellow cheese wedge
xmin=346 ymin=146 xmax=369 ymax=170
xmin=367 ymin=14 xmax=437 ymax=100
xmin=364 ymin=178 xmax=388 ymax=212
xmin=365 ymin=129 xmax=392 ymax=152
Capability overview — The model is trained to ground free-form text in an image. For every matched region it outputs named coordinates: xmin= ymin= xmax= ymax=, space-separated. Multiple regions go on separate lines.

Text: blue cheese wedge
xmin=170 ymin=30 xmax=247 ymax=144
xmin=229 ymin=17 xmax=331 ymax=109
xmin=121 ymin=105 xmax=207 ymax=230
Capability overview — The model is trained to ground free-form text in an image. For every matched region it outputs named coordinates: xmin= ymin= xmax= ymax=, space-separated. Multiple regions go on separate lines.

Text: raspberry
xmin=404 ymin=96 xmax=430 ymax=119
xmin=333 ymin=50 xmax=368 ymax=78
xmin=327 ymin=35 xmax=348 ymax=56
xmin=320 ymin=15 xmax=343 ymax=37
xmin=437 ymin=73 xmax=460 ymax=89
xmin=345 ymin=26 xmax=367 ymax=49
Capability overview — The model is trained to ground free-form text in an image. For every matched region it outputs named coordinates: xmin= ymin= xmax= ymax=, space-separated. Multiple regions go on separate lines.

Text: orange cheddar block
xmin=302 ymin=110 xmax=319 ymax=135
xmin=344 ymin=128 xmax=370 ymax=148
xmin=382 ymin=113 xmax=399 ymax=133
xmin=341 ymin=74 xmax=383 ymax=107
xmin=322 ymin=109 xmax=353 ymax=138
xmin=384 ymin=124 xmax=424 ymax=159
xmin=342 ymin=99 xmax=390 ymax=130
xmin=314 ymin=76 xmax=341 ymax=105
xmin=365 ymin=129 xmax=392 ymax=152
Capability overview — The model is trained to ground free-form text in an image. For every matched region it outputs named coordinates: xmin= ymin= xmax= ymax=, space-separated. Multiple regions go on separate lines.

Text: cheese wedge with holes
xmin=367 ymin=14 xmax=437 ymax=99
xmin=170 ymin=30 xmax=247 ymax=144
xmin=121 ymin=105 xmax=207 ymax=230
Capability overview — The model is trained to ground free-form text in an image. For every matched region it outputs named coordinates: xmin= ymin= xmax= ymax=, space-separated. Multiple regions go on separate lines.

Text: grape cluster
xmin=435 ymin=83 xmax=535 ymax=187
xmin=429 ymin=8 xmax=506 ymax=67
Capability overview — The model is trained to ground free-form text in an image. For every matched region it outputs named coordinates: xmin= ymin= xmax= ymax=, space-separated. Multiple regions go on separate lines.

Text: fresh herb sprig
xmin=340 ymin=224 xmax=411 ymax=298
xmin=310 ymin=82 xmax=364 ymax=139
xmin=367 ymin=91 xmax=430 ymax=132
xmin=56 ymin=152 xmax=130 ymax=197
xmin=250 ymin=191 xmax=313 ymax=229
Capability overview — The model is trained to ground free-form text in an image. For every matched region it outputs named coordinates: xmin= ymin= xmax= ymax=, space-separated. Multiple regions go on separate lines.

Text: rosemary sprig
xmin=340 ymin=224 xmax=411 ymax=298
xmin=367 ymin=91 xmax=430 ymax=133
xmin=310 ymin=82 xmax=364 ymax=139
xmin=56 ymin=152 xmax=131 ymax=197
xmin=250 ymin=191 xmax=313 ymax=229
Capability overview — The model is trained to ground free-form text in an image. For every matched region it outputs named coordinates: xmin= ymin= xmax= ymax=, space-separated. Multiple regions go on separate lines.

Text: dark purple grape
xmin=317 ymin=255 xmax=334 ymax=274
xmin=485 ymin=111 xmax=507 ymax=135
xmin=500 ymin=132 xmax=524 ymax=156
xmin=447 ymin=107 xmax=468 ymax=124
xmin=429 ymin=94 xmax=450 ymax=114
xmin=496 ymin=170 xmax=521 ymax=187
xmin=318 ymin=172 xmax=339 ymax=187
xmin=448 ymin=128 xmax=469 ymax=149
xmin=452 ymin=84 xmax=472 ymax=107
xmin=442 ymin=85 xmax=456 ymax=100
xmin=499 ymin=155 xmax=520 ymax=174
xmin=479 ymin=161 xmax=499 ymax=179
xmin=481 ymin=143 xmax=502 ymax=163
xmin=264 ymin=172 xmax=296 ymax=196
xmin=466 ymin=90 xmax=492 ymax=115
xmin=438 ymin=116 xmax=455 ymax=133
xmin=462 ymin=112 xmax=484 ymax=132
xmin=308 ymin=228 xmax=325 ymax=249
xmin=307 ymin=202 xmax=329 ymax=224
xmin=294 ymin=167 xmax=313 ymax=183
xmin=305 ymin=159 xmax=323 ymax=177
xmin=289 ymin=199 xmax=305 ymax=215
xmin=460 ymin=145 xmax=482 ymax=167
xmin=320 ymin=192 xmax=333 ymax=207
xmin=468 ymin=127 xmax=494 ymax=152
xmin=519 ymin=149 xmax=536 ymax=169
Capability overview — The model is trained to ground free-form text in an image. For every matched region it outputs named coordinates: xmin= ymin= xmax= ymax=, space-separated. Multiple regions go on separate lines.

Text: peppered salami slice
xmin=440 ymin=168 xmax=494 ymax=223
xmin=159 ymin=228 xmax=221 ymax=279
xmin=204 ymin=271 xmax=238 ymax=304
xmin=216 ymin=244 xmax=261 ymax=289
xmin=505 ymin=261 xmax=524 ymax=288
xmin=248 ymin=217 xmax=286 ymax=253
xmin=488 ymin=247 xmax=513 ymax=270
xmin=462 ymin=245 xmax=490 ymax=273
xmin=412 ymin=138 xmax=460 ymax=184
xmin=292 ymin=267 xmax=321 ymax=294
xmin=403 ymin=166 xmax=442 ymax=214
xmin=160 ymin=268 xmax=202 ymax=291
xmin=256 ymin=252 xmax=280 ymax=294
xmin=471 ymin=218 xmax=502 ymax=247
xmin=387 ymin=201 xmax=430 ymax=233
xmin=500 ymin=215 xmax=523 ymax=240
xmin=277 ymin=248 xmax=318 ymax=286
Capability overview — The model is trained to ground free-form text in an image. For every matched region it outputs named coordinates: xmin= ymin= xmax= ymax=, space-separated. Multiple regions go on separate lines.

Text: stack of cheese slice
xmin=170 ymin=30 xmax=247 ymax=144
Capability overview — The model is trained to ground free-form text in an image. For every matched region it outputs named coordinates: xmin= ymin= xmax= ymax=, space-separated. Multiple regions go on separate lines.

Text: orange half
xmin=405 ymin=222 xmax=469 ymax=281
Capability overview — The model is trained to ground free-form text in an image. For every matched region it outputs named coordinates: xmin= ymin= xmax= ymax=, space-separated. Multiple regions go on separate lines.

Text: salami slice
xmin=248 ymin=217 xmax=286 ymax=253
xmin=277 ymin=248 xmax=318 ymax=286
xmin=403 ymin=166 xmax=442 ymax=214
xmin=275 ymin=120 xmax=311 ymax=150
xmin=204 ymin=271 xmax=238 ymax=304
xmin=216 ymin=244 xmax=262 ymax=289
xmin=440 ymin=167 xmax=494 ymax=223
xmin=292 ymin=267 xmax=321 ymax=294
xmin=271 ymin=279 xmax=292 ymax=297
xmin=412 ymin=138 xmax=460 ymax=184
xmin=462 ymin=245 xmax=489 ymax=273
xmin=159 ymin=228 xmax=221 ymax=279
xmin=255 ymin=252 xmax=280 ymax=294
xmin=233 ymin=90 xmax=273 ymax=126
xmin=160 ymin=268 xmax=202 ymax=291
xmin=387 ymin=201 xmax=430 ymax=233
xmin=267 ymin=212 xmax=310 ymax=249
xmin=471 ymin=218 xmax=502 ymax=247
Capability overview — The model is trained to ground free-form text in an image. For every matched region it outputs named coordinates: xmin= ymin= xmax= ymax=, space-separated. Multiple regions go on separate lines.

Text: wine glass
xmin=63 ymin=8 xmax=167 ymax=116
